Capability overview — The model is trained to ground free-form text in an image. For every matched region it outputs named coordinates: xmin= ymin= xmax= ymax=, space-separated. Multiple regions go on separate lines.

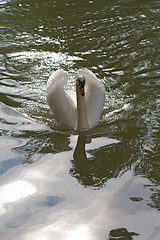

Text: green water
xmin=0 ymin=0 xmax=160 ymax=239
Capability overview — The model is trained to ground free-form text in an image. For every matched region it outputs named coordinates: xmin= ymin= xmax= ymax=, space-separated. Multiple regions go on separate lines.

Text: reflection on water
xmin=73 ymin=135 xmax=92 ymax=186
xmin=0 ymin=136 xmax=160 ymax=240
xmin=0 ymin=180 xmax=36 ymax=216
xmin=72 ymin=135 xmax=120 ymax=187
xmin=0 ymin=0 xmax=160 ymax=239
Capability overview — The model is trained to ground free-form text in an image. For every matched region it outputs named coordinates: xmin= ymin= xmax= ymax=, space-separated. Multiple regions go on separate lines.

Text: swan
xmin=46 ymin=68 xmax=105 ymax=130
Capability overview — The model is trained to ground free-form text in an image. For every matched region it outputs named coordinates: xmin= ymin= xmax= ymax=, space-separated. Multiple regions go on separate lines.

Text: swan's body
xmin=46 ymin=68 xmax=105 ymax=130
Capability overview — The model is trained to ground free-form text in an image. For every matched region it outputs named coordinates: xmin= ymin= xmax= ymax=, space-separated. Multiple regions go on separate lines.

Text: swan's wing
xmin=46 ymin=69 xmax=77 ymax=129
xmin=78 ymin=69 xmax=105 ymax=128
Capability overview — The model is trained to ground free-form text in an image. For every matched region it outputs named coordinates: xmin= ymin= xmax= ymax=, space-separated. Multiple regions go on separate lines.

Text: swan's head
xmin=76 ymin=75 xmax=85 ymax=96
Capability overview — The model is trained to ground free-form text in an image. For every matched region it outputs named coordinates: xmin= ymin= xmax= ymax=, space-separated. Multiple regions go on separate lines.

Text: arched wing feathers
xmin=46 ymin=70 xmax=77 ymax=129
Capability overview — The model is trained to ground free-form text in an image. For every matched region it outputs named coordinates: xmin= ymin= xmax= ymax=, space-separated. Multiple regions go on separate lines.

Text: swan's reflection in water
xmin=72 ymin=134 xmax=120 ymax=186
xmin=71 ymin=134 xmax=120 ymax=188
xmin=73 ymin=135 xmax=93 ymax=186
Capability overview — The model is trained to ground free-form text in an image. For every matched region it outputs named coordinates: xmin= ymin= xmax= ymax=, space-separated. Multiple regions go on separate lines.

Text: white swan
xmin=46 ymin=68 xmax=105 ymax=130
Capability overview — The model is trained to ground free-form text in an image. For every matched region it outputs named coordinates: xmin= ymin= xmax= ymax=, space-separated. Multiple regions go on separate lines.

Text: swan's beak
xmin=80 ymin=86 xmax=85 ymax=96
xmin=77 ymin=75 xmax=85 ymax=96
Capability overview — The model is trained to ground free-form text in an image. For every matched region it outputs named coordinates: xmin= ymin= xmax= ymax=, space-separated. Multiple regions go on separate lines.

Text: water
xmin=0 ymin=0 xmax=160 ymax=239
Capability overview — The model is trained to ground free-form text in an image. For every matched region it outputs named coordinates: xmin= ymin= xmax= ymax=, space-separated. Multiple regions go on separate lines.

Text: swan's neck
xmin=76 ymin=84 xmax=89 ymax=130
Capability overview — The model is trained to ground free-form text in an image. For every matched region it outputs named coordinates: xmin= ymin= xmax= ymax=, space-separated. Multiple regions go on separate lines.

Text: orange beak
xmin=80 ymin=86 xmax=85 ymax=96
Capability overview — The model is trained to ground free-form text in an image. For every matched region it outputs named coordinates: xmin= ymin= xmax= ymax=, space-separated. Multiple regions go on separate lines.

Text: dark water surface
xmin=0 ymin=0 xmax=160 ymax=239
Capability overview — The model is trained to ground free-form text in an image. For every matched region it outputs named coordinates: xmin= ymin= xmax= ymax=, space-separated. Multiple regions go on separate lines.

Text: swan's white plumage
xmin=46 ymin=68 xmax=105 ymax=130
xmin=47 ymin=70 xmax=77 ymax=129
